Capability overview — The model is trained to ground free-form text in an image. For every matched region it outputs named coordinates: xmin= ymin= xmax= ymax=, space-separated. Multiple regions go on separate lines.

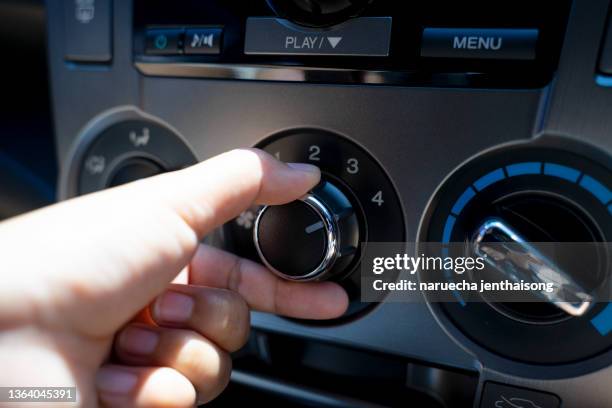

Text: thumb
xmin=0 ymin=149 xmax=320 ymax=336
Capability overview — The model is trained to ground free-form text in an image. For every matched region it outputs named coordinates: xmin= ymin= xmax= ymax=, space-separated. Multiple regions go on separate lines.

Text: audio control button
xmin=244 ymin=17 xmax=392 ymax=57
xmin=421 ymin=28 xmax=539 ymax=61
xmin=184 ymin=28 xmax=223 ymax=55
xmin=145 ymin=28 xmax=183 ymax=55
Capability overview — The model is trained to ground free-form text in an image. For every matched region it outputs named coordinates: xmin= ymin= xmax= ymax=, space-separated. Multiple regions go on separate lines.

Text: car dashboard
xmin=2 ymin=0 xmax=612 ymax=406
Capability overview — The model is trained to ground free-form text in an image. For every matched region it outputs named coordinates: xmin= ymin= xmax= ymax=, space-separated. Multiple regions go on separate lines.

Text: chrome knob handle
xmin=472 ymin=218 xmax=593 ymax=317
xmin=253 ymin=181 xmax=360 ymax=281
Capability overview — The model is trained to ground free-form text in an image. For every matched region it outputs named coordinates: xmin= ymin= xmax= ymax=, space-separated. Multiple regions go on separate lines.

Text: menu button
xmin=421 ymin=28 xmax=539 ymax=60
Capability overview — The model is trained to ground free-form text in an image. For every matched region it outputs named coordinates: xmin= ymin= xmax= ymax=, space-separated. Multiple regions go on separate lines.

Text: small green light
xmin=154 ymin=35 xmax=168 ymax=50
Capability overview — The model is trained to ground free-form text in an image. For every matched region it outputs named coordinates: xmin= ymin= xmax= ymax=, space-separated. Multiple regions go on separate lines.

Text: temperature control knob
xmin=421 ymin=140 xmax=612 ymax=364
xmin=254 ymin=181 xmax=359 ymax=281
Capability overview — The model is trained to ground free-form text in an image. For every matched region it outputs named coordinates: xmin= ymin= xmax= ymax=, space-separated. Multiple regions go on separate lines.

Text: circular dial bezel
xmin=224 ymin=128 xmax=406 ymax=321
xmin=419 ymin=138 xmax=612 ymax=371
xmin=60 ymin=107 xmax=198 ymax=200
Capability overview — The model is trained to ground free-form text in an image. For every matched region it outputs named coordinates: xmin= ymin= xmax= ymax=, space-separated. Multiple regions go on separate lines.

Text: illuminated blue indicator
xmin=473 ymin=168 xmax=505 ymax=191
xmin=451 ymin=187 xmax=476 ymax=215
xmin=506 ymin=162 xmax=541 ymax=177
xmin=442 ymin=160 xmax=612 ymax=316
xmin=596 ymin=75 xmax=612 ymax=87
xmin=580 ymin=175 xmax=612 ymax=204
xmin=591 ymin=304 xmax=612 ymax=336
xmin=442 ymin=215 xmax=456 ymax=244
xmin=543 ymin=163 xmax=581 ymax=182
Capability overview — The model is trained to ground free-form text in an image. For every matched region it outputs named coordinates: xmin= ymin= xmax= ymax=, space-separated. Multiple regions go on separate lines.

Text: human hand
xmin=0 ymin=149 xmax=349 ymax=407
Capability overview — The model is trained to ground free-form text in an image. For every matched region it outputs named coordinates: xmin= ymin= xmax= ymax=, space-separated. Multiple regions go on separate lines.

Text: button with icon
xmin=480 ymin=382 xmax=560 ymax=408
xmin=64 ymin=0 xmax=112 ymax=62
xmin=184 ymin=28 xmax=223 ymax=55
xmin=145 ymin=28 xmax=183 ymax=55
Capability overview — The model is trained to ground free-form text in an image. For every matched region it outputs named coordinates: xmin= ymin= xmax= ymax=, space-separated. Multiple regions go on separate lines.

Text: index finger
xmin=140 ymin=148 xmax=321 ymax=238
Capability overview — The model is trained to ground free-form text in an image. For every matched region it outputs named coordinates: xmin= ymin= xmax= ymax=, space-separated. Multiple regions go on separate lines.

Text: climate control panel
xmin=48 ymin=0 xmax=612 ymax=403
xmin=223 ymin=129 xmax=405 ymax=317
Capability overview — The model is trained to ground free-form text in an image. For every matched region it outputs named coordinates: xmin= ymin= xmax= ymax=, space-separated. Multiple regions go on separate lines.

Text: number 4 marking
xmin=372 ymin=191 xmax=384 ymax=207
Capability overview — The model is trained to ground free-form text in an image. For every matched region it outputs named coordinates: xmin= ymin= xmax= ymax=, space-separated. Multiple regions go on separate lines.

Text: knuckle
xmin=214 ymin=290 xmax=250 ymax=351
xmin=192 ymin=288 xmax=251 ymax=351
xmin=196 ymin=348 xmax=232 ymax=403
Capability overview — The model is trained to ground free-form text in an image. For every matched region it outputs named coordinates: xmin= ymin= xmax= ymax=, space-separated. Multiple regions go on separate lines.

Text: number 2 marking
xmin=308 ymin=145 xmax=320 ymax=161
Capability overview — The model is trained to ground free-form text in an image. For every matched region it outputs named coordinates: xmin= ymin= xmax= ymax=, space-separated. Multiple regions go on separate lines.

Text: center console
xmin=48 ymin=0 xmax=612 ymax=406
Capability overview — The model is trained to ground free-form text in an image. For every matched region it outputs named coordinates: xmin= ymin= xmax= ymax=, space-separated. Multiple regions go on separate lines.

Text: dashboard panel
xmin=46 ymin=0 xmax=612 ymax=406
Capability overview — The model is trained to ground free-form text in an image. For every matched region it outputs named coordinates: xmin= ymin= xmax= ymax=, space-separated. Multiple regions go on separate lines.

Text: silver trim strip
xmin=134 ymin=62 xmax=486 ymax=86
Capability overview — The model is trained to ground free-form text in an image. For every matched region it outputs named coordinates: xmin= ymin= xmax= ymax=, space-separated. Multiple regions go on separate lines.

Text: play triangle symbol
xmin=327 ymin=37 xmax=343 ymax=48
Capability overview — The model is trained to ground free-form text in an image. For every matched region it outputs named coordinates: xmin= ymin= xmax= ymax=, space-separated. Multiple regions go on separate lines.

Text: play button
xmin=327 ymin=37 xmax=342 ymax=49
xmin=245 ymin=17 xmax=392 ymax=56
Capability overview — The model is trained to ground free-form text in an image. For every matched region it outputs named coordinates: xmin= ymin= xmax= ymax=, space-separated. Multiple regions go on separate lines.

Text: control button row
xmin=245 ymin=18 xmax=539 ymax=61
xmin=144 ymin=21 xmax=540 ymax=62
xmin=145 ymin=27 xmax=223 ymax=56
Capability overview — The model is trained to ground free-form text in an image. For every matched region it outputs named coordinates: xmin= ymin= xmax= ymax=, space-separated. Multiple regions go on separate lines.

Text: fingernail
xmin=287 ymin=162 xmax=320 ymax=174
xmin=96 ymin=366 xmax=138 ymax=395
xmin=154 ymin=291 xmax=194 ymax=324
xmin=119 ymin=326 xmax=159 ymax=355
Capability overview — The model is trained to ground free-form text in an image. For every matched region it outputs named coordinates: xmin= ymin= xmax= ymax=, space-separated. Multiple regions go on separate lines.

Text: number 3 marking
xmin=346 ymin=158 xmax=359 ymax=174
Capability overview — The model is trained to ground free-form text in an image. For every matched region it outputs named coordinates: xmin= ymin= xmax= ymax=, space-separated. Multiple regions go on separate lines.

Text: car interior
xmin=1 ymin=0 xmax=612 ymax=407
